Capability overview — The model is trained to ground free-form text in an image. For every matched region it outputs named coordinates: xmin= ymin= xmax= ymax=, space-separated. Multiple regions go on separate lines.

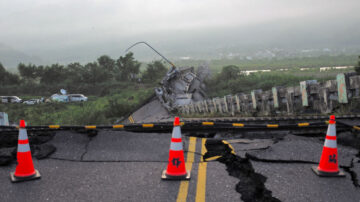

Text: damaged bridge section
xmin=126 ymin=65 xmax=209 ymax=123
xmin=155 ymin=65 xmax=209 ymax=111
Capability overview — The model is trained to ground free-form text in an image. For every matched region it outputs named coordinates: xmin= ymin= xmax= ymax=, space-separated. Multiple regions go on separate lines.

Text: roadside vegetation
xmin=0 ymin=53 xmax=358 ymax=125
xmin=0 ymin=86 xmax=154 ymax=125
xmin=0 ymin=52 xmax=167 ymax=125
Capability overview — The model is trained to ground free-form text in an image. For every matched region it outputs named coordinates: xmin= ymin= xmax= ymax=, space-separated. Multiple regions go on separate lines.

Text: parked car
xmin=0 ymin=96 xmax=22 ymax=103
xmin=68 ymin=94 xmax=88 ymax=102
xmin=50 ymin=94 xmax=69 ymax=102
xmin=23 ymin=99 xmax=41 ymax=105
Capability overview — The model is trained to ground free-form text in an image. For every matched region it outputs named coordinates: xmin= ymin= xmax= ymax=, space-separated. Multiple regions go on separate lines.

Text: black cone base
xmin=161 ymin=170 xmax=191 ymax=180
xmin=311 ymin=166 xmax=345 ymax=177
xmin=10 ymin=169 xmax=41 ymax=183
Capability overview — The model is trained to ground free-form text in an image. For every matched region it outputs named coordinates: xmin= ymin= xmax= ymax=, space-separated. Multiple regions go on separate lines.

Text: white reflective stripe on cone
xmin=324 ymin=139 xmax=337 ymax=148
xmin=170 ymin=142 xmax=183 ymax=151
xmin=19 ymin=129 xmax=28 ymax=140
xmin=172 ymin=126 xmax=182 ymax=138
xmin=326 ymin=124 xmax=336 ymax=137
xmin=18 ymin=144 xmax=31 ymax=152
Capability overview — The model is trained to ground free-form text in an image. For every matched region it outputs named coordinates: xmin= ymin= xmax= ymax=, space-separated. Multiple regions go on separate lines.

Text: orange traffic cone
xmin=10 ymin=120 xmax=41 ymax=182
xmin=161 ymin=117 xmax=190 ymax=180
xmin=312 ymin=115 xmax=345 ymax=177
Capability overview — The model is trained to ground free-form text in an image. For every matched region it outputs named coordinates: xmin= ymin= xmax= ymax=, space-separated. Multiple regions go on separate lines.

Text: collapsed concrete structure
xmin=125 ymin=65 xmax=209 ymax=123
xmin=155 ymin=65 xmax=209 ymax=111
xmin=123 ymin=41 xmax=210 ymax=123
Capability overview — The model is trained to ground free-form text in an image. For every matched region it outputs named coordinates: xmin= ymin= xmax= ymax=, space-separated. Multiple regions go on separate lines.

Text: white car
xmin=50 ymin=94 xmax=69 ymax=102
xmin=23 ymin=99 xmax=41 ymax=105
xmin=1 ymin=96 xmax=22 ymax=103
xmin=68 ymin=94 xmax=88 ymax=102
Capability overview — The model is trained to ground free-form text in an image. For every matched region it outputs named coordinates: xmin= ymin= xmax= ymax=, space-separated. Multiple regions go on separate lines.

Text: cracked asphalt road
xmin=0 ymin=129 xmax=359 ymax=202
xmin=0 ymin=131 xmax=241 ymax=202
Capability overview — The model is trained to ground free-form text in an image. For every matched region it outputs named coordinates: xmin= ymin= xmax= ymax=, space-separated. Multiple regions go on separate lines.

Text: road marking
xmin=128 ymin=116 xmax=135 ymax=123
xmin=196 ymin=138 xmax=207 ymax=202
xmin=177 ymin=137 xmax=196 ymax=202
xmin=205 ymin=155 xmax=221 ymax=162
xmin=222 ymin=140 xmax=236 ymax=155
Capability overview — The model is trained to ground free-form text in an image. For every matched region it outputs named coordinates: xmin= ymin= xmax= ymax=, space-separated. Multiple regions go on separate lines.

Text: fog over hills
xmin=0 ymin=43 xmax=43 ymax=69
xmin=0 ymin=0 xmax=359 ymax=68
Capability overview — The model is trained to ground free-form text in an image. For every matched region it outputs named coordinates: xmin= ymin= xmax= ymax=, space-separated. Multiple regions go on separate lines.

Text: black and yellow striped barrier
xmin=298 ymin=123 xmax=310 ymax=127
xmin=0 ymin=120 xmax=356 ymax=133
xmin=232 ymin=123 xmax=244 ymax=127
xmin=266 ymin=124 xmax=279 ymax=128
xmin=113 ymin=125 xmax=124 ymax=129
xmin=353 ymin=126 xmax=360 ymax=131
xmin=142 ymin=124 xmax=154 ymax=128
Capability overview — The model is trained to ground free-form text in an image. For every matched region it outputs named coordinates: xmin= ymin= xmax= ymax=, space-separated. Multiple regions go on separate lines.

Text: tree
xmin=40 ymin=64 xmax=66 ymax=85
xmin=355 ymin=56 xmax=360 ymax=75
xmin=0 ymin=63 xmax=20 ymax=85
xmin=83 ymin=62 xmax=112 ymax=85
xmin=97 ymin=55 xmax=115 ymax=73
xmin=65 ymin=62 xmax=85 ymax=85
xmin=0 ymin=62 xmax=7 ymax=80
xmin=219 ymin=65 xmax=241 ymax=80
xmin=142 ymin=60 xmax=168 ymax=83
xmin=115 ymin=52 xmax=141 ymax=81
xmin=18 ymin=63 xmax=38 ymax=81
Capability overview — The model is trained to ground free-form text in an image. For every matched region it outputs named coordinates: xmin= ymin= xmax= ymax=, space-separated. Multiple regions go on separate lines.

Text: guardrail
xmin=178 ymin=73 xmax=360 ymax=116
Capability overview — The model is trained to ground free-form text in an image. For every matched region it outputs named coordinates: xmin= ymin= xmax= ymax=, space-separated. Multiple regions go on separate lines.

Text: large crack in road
xmin=201 ymin=130 xmax=360 ymax=202
xmin=204 ymin=139 xmax=281 ymax=202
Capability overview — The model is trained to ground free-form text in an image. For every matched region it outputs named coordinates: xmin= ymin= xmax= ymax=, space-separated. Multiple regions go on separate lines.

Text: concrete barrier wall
xmin=179 ymin=73 xmax=360 ymax=116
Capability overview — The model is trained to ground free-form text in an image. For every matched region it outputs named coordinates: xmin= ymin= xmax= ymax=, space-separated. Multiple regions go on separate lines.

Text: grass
xmin=174 ymin=54 xmax=357 ymax=74
xmin=0 ymin=84 xmax=154 ymax=125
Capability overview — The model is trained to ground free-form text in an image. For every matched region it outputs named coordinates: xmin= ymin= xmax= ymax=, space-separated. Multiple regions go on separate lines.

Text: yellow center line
xmin=222 ymin=140 xmax=236 ymax=155
xmin=195 ymin=138 xmax=207 ymax=202
xmin=177 ymin=137 xmax=197 ymax=202
xmin=205 ymin=155 xmax=221 ymax=162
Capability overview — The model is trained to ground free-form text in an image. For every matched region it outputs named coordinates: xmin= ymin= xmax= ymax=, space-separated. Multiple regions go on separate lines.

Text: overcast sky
xmin=0 ymin=0 xmax=360 ymax=64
